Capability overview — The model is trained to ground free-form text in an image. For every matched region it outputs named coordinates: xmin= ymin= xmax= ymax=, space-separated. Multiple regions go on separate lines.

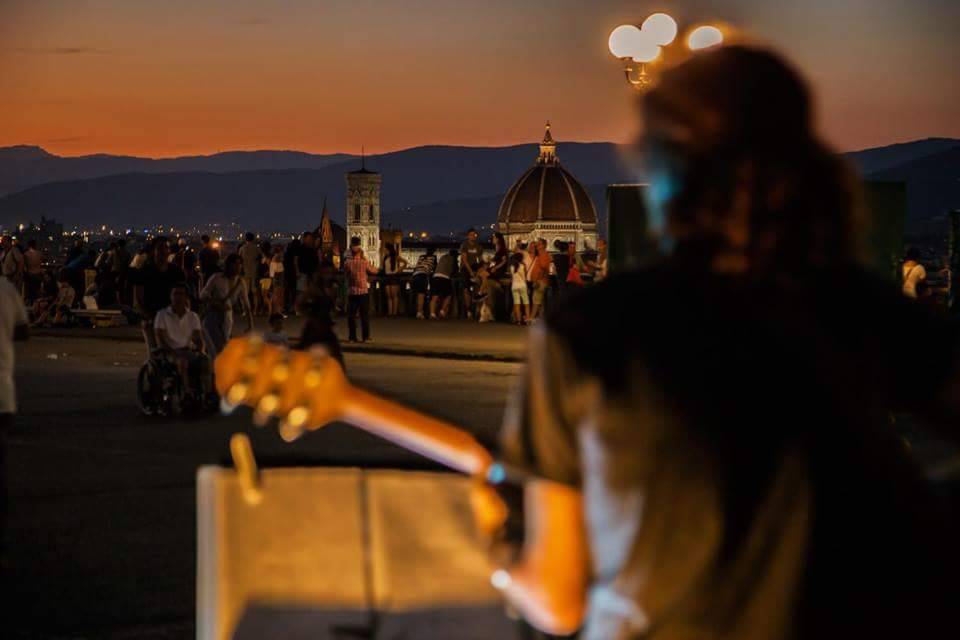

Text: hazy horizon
xmin=5 ymin=134 xmax=959 ymax=162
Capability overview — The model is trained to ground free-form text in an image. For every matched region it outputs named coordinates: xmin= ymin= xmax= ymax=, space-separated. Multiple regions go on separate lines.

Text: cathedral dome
xmin=496 ymin=123 xmax=597 ymax=226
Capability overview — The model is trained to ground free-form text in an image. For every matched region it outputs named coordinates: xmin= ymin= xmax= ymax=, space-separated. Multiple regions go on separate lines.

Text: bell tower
xmin=345 ymin=150 xmax=382 ymax=268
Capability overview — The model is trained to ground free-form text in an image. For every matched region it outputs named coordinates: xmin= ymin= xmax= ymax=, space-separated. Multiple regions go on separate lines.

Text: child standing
xmin=510 ymin=253 xmax=529 ymax=325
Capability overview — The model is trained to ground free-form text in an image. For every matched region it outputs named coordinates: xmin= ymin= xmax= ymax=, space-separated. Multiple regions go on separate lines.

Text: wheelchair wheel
xmin=159 ymin=362 xmax=185 ymax=417
xmin=137 ymin=361 xmax=163 ymax=416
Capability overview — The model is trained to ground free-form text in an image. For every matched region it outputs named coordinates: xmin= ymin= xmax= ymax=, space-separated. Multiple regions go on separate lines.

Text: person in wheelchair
xmin=153 ymin=283 xmax=211 ymax=403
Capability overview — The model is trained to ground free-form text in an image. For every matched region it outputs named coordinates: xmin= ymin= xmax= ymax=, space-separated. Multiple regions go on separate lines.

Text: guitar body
xmin=215 ymin=336 xmax=589 ymax=635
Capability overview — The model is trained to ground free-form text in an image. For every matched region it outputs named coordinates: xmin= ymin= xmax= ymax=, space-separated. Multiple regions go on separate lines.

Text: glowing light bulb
xmin=641 ymin=13 xmax=677 ymax=46
xmin=688 ymin=25 xmax=724 ymax=50
xmin=630 ymin=34 xmax=661 ymax=63
xmin=608 ymin=24 xmax=643 ymax=58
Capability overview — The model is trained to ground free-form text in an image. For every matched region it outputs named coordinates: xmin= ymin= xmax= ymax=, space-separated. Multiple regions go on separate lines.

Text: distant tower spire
xmin=361 ymin=145 xmax=365 ymax=171
xmin=319 ymin=194 xmax=334 ymax=250
xmin=537 ymin=121 xmax=558 ymax=165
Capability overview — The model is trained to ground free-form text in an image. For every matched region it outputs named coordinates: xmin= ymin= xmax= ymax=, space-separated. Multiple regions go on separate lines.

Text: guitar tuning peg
xmin=226 ymin=383 xmax=249 ymax=406
xmin=220 ymin=397 xmax=238 ymax=416
xmin=303 ymin=370 xmax=322 ymax=389
xmin=278 ymin=421 xmax=304 ymax=442
xmin=287 ymin=406 xmax=309 ymax=428
xmin=278 ymin=406 xmax=309 ymax=442
xmin=252 ymin=394 xmax=279 ymax=427
xmin=271 ymin=363 xmax=289 ymax=384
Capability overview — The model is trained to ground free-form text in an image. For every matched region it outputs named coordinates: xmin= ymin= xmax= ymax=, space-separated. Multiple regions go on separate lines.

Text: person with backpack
xmin=411 ymin=247 xmax=438 ymax=319
xmin=429 ymin=249 xmax=457 ymax=320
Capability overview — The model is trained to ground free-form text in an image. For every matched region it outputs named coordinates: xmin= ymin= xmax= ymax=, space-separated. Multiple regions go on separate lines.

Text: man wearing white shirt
xmin=154 ymin=283 xmax=210 ymax=399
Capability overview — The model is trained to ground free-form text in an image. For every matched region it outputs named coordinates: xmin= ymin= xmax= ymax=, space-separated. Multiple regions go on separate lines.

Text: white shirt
xmin=511 ymin=262 xmax=528 ymax=289
xmin=130 ymin=253 xmax=148 ymax=269
xmin=383 ymin=255 xmax=407 ymax=275
xmin=0 ymin=278 xmax=29 ymax=413
xmin=154 ymin=306 xmax=202 ymax=350
xmin=269 ymin=260 xmax=284 ymax=279
xmin=902 ymin=262 xmax=926 ymax=299
xmin=200 ymin=273 xmax=248 ymax=311
xmin=523 ymin=253 xmax=535 ymax=282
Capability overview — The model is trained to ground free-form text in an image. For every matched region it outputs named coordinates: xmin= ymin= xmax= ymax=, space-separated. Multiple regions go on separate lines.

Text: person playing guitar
xmin=218 ymin=45 xmax=960 ymax=639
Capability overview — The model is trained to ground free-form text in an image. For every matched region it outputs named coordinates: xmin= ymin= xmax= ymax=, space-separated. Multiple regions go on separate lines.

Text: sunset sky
xmin=2 ymin=0 xmax=958 ymax=158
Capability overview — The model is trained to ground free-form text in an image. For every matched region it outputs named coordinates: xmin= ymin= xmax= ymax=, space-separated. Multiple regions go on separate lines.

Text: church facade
xmin=495 ymin=123 xmax=598 ymax=252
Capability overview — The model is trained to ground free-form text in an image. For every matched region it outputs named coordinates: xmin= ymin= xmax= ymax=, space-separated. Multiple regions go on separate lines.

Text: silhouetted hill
xmin=869 ymin=146 xmax=960 ymax=223
xmin=0 ymin=145 xmax=55 ymax=161
xmin=0 ymin=147 xmax=355 ymax=196
xmin=848 ymin=138 xmax=959 ymax=175
xmin=0 ymin=143 xmax=634 ymax=232
xmin=1 ymin=139 xmax=956 ymax=235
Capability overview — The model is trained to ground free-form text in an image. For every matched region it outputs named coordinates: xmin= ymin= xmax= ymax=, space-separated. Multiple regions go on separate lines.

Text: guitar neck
xmin=338 ymin=385 xmax=494 ymax=477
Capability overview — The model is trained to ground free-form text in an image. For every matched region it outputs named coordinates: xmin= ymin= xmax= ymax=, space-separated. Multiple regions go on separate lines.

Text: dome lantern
xmin=538 ymin=121 xmax=558 ymax=166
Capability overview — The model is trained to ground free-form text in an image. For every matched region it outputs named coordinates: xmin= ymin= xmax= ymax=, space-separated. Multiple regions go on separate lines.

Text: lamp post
xmin=608 ymin=13 xmax=724 ymax=91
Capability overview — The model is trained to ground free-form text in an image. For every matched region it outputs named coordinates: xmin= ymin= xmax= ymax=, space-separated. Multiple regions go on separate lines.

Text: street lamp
xmin=609 ymin=14 xmax=724 ymax=91
xmin=687 ymin=25 xmax=724 ymax=51
xmin=641 ymin=13 xmax=678 ymax=46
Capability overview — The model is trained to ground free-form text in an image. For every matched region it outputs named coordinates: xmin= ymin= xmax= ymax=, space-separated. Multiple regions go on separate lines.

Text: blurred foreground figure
xmin=502 ymin=46 xmax=960 ymax=639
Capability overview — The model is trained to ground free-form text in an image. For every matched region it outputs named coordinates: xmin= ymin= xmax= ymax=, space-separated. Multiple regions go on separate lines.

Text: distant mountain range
xmin=846 ymin=138 xmax=960 ymax=175
xmin=0 ymin=146 xmax=355 ymax=197
xmin=0 ymin=137 xmax=956 ymax=235
xmin=0 ymin=143 xmax=635 ymax=233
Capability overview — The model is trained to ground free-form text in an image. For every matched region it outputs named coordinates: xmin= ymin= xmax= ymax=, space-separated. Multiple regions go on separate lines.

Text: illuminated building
xmin=496 ymin=123 xmax=598 ymax=251
xmin=345 ymin=155 xmax=382 ymax=268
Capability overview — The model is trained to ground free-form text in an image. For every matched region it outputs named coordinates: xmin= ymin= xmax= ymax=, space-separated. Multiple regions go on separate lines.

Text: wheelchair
xmin=137 ymin=348 xmax=211 ymax=416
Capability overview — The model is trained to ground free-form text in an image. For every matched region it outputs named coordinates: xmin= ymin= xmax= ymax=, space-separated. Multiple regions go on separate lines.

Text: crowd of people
xmin=398 ymin=229 xmax=609 ymax=325
xmin=0 ymin=222 xmax=610 ymax=342
xmin=0 ymin=226 xmax=612 ymax=411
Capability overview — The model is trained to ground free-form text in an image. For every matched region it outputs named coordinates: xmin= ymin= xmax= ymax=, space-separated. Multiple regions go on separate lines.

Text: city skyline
xmin=2 ymin=0 xmax=959 ymax=158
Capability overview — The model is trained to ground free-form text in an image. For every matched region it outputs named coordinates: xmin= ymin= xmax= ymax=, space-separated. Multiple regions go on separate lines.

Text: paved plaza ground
xmin=4 ymin=326 xmax=522 ymax=638
xmin=34 ymin=316 xmax=530 ymax=362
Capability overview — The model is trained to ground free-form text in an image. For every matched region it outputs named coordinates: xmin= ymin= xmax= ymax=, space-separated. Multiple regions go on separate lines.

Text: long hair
xmin=641 ymin=45 xmax=862 ymax=274
xmin=494 ymin=232 xmax=507 ymax=254
xmin=385 ymin=242 xmax=398 ymax=270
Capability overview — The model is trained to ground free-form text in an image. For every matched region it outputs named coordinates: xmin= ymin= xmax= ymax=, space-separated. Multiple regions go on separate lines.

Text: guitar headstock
xmin=214 ymin=336 xmax=350 ymax=441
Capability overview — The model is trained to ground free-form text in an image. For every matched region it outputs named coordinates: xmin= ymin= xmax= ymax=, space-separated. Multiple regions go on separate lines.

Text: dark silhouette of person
xmin=501 ymin=45 xmax=960 ymax=639
xmin=295 ymin=284 xmax=344 ymax=371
